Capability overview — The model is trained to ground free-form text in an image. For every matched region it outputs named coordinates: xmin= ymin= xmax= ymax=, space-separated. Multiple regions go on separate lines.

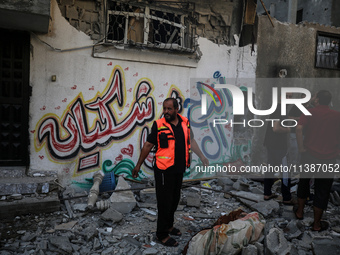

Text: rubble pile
xmin=1 ymin=176 xmax=340 ymax=255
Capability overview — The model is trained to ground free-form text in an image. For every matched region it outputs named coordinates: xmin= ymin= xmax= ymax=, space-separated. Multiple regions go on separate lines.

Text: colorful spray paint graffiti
xmin=183 ymin=71 xmax=252 ymax=179
xmin=35 ymin=66 xmax=157 ymax=177
xmin=35 ymin=66 xmax=252 ymax=189
xmin=35 ymin=65 xmax=190 ymax=189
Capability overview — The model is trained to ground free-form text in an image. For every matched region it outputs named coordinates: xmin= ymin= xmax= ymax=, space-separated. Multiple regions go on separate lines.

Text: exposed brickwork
xmin=57 ymin=0 xmax=239 ymax=45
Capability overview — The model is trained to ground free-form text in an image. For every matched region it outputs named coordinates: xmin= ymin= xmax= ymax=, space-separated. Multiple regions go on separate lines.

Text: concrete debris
xmin=185 ymin=192 xmax=201 ymax=208
xmin=100 ymin=207 xmax=123 ymax=223
xmin=1 ymin=177 xmax=340 ymax=255
xmin=108 ymin=176 xmax=137 ymax=214
xmin=266 ymin=228 xmax=292 ymax=255
xmin=139 ymin=188 xmax=157 ymax=203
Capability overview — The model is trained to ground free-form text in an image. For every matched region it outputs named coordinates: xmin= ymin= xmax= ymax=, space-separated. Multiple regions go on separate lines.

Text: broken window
xmin=315 ymin=32 xmax=340 ymax=70
xmin=105 ymin=1 xmax=197 ymax=53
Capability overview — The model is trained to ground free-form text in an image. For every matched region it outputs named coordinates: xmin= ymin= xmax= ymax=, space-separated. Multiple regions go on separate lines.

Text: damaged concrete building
xmin=1 ymin=0 xmax=340 ymax=254
xmin=0 ymin=0 xmax=257 ymax=207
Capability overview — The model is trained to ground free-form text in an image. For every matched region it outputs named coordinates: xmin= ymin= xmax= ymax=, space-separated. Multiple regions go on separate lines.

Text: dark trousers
xmin=154 ymin=169 xmax=183 ymax=240
xmin=297 ymin=152 xmax=334 ymax=209
xmin=264 ymin=147 xmax=291 ymax=202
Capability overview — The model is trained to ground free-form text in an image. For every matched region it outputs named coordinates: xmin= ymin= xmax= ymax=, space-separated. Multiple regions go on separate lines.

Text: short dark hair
xmin=317 ymin=90 xmax=332 ymax=105
xmin=164 ymin=98 xmax=179 ymax=109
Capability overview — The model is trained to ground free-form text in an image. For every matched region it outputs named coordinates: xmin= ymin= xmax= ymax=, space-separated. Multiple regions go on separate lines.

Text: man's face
xmin=163 ymin=100 xmax=178 ymax=123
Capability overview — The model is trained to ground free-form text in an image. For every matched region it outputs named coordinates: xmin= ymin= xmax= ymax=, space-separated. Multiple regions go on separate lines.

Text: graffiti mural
xmin=34 ymin=65 xmax=252 ymax=187
xmin=35 ymin=66 xmax=156 ymax=173
xmin=183 ymin=72 xmax=252 ymax=179
xmin=35 ymin=65 xmax=191 ymax=188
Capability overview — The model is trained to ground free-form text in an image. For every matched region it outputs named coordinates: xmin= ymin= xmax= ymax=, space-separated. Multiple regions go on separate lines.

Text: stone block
xmin=252 ymin=200 xmax=280 ymax=218
xmin=186 ymin=192 xmax=201 ymax=208
xmin=232 ymin=181 xmax=249 ymax=191
xmin=66 ymin=6 xmax=79 ymax=20
xmin=83 ymin=11 xmax=99 ymax=23
xmin=241 ymin=244 xmax=257 ymax=255
xmin=284 ymin=220 xmax=302 ymax=241
xmin=49 ymin=236 xmax=73 ymax=254
xmin=109 ymin=176 xmax=136 ymax=214
xmin=254 ymin=242 xmax=264 ymax=255
xmin=217 ymin=177 xmax=235 ymax=186
xmin=0 ymin=193 xmax=60 ymax=219
xmin=266 ymin=228 xmax=292 ymax=255
xmin=140 ymin=188 xmax=157 ymax=203
xmin=312 ymin=237 xmax=340 ymax=255
xmin=79 ymin=21 xmax=89 ymax=32
xmin=249 ymin=186 xmax=264 ymax=195
xmin=100 ymin=207 xmax=123 ymax=223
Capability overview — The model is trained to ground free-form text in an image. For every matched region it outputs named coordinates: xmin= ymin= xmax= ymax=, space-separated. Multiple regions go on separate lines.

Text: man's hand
xmin=200 ymin=156 xmax=209 ymax=166
xmin=132 ymin=141 xmax=154 ymax=179
xmin=132 ymin=167 xmax=140 ymax=178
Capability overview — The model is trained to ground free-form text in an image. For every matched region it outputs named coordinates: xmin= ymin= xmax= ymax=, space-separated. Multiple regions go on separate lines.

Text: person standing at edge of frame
xmin=294 ymin=90 xmax=340 ymax=232
xmin=132 ymin=98 xmax=209 ymax=247
xmin=263 ymin=92 xmax=293 ymax=205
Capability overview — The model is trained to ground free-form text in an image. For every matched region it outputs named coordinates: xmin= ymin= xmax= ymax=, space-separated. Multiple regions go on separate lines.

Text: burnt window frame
xmin=105 ymin=1 xmax=197 ymax=53
xmin=315 ymin=31 xmax=340 ymax=71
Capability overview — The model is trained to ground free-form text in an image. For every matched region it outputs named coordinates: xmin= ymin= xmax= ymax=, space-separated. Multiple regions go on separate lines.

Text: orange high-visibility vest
xmin=155 ymin=114 xmax=191 ymax=170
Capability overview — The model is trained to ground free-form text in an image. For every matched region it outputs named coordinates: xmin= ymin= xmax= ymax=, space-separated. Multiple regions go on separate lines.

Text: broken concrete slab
xmin=54 ymin=220 xmax=78 ymax=231
xmin=72 ymin=203 xmax=88 ymax=212
xmin=186 ymin=192 xmax=201 ymax=208
xmin=241 ymin=244 xmax=258 ymax=255
xmin=284 ymin=220 xmax=302 ymax=241
xmin=251 ymin=200 xmax=280 ymax=218
xmin=232 ymin=181 xmax=250 ymax=191
xmin=109 ymin=176 xmax=137 ymax=214
xmin=0 ymin=192 xmax=60 ymax=219
xmin=137 ymin=202 xmax=157 ymax=210
xmin=266 ymin=228 xmax=292 ymax=255
xmin=312 ymin=236 xmax=340 ymax=255
xmin=139 ymin=188 xmax=157 ymax=203
xmin=0 ymin=176 xmax=56 ymax=196
xmin=100 ymin=207 xmax=123 ymax=223
xmin=49 ymin=236 xmax=73 ymax=253
xmin=230 ymin=190 xmax=264 ymax=203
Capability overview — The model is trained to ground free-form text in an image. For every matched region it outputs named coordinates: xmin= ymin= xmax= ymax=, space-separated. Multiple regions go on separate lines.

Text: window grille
xmin=105 ymin=1 xmax=197 ymax=53
xmin=315 ymin=32 xmax=340 ymax=70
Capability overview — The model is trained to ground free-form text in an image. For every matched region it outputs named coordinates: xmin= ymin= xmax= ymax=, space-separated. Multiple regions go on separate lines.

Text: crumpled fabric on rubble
xmin=186 ymin=211 xmax=266 ymax=255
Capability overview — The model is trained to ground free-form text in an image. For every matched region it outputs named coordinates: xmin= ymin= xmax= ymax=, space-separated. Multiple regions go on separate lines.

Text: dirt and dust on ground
xmin=1 ymin=176 xmax=340 ymax=255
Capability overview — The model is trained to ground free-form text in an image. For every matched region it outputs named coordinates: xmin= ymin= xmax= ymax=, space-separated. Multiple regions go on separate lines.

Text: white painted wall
xmin=29 ymin=0 xmax=256 ymax=188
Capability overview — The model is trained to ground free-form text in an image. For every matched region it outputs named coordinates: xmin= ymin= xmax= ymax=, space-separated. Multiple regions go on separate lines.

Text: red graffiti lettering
xmin=37 ymin=68 xmax=155 ymax=159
